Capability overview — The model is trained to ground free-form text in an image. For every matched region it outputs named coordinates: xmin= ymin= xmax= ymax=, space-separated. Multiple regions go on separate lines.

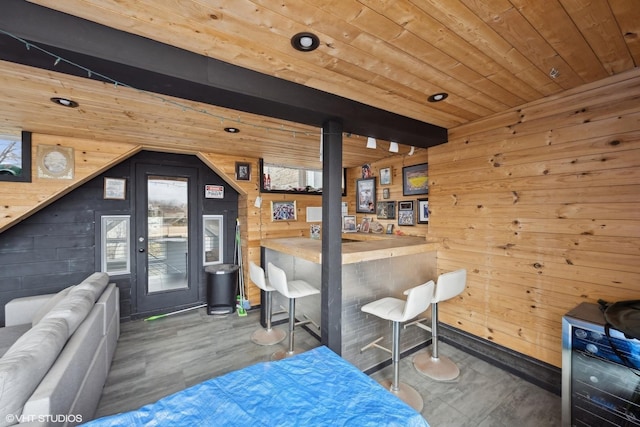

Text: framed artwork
xmin=271 ymin=200 xmax=297 ymax=221
xmin=103 ymin=177 xmax=127 ymax=200
xmin=37 ymin=144 xmax=74 ymax=179
xmin=235 ymin=162 xmax=251 ymax=181
xmin=342 ymin=215 xmax=357 ymax=232
xmin=361 ymin=163 xmax=373 ymax=178
xmin=379 ymin=167 xmax=392 ymax=185
xmin=402 ymin=163 xmax=429 ymax=196
xmin=376 ymin=201 xmax=396 ymax=219
xmin=383 ymin=188 xmax=390 ymax=199
xmin=356 ymin=178 xmax=376 ymax=213
xmin=360 ymin=217 xmax=371 ymax=233
xmin=418 ymin=198 xmax=429 ymax=224
xmin=0 ymin=131 xmax=31 ymax=183
xmin=398 ymin=200 xmax=415 ymax=226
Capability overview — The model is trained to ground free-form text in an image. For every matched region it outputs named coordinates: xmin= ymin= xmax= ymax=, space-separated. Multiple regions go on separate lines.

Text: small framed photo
xmin=235 ymin=162 xmax=251 ymax=181
xmin=398 ymin=200 xmax=415 ymax=226
xmin=103 ymin=177 xmax=126 ymax=200
xmin=386 ymin=224 xmax=394 ymax=234
xmin=342 ymin=215 xmax=357 ymax=232
xmin=379 ymin=167 xmax=392 ymax=185
xmin=383 ymin=188 xmax=390 ymax=199
xmin=356 ymin=178 xmax=376 ymax=213
xmin=271 ymin=200 xmax=297 ymax=221
xmin=360 ymin=217 xmax=372 ymax=233
xmin=376 ymin=201 xmax=396 ymax=219
xmin=418 ymin=198 xmax=429 ymax=224
xmin=403 ymin=163 xmax=429 ymax=196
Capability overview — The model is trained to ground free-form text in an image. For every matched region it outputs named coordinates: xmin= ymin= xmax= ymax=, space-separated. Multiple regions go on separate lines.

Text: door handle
xmin=139 ymin=248 xmax=145 ymax=253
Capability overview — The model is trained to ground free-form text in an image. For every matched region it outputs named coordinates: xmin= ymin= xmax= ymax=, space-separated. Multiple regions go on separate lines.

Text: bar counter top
xmin=261 ymin=234 xmax=439 ymax=264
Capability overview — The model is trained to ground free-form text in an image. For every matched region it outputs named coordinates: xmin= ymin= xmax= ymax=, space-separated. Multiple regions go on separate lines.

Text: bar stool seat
xmin=360 ymin=281 xmax=435 ymax=412
xmin=267 ymin=262 xmax=320 ymax=360
xmin=248 ymin=261 xmax=286 ymax=346
xmin=411 ymin=269 xmax=466 ymax=381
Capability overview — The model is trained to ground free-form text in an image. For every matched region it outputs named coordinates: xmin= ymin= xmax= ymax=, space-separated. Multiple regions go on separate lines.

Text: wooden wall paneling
xmin=0 ymin=133 xmax=140 ymax=233
xmin=429 ymin=68 xmax=640 ymax=367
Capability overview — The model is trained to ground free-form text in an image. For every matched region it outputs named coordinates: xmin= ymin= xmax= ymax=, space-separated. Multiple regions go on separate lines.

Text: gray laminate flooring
xmin=95 ymin=307 xmax=561 ymax=426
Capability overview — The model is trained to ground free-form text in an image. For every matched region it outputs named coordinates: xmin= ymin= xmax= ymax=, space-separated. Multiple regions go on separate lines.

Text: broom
xmin=235 ymin=218 xmax=247 ymax=317
xmin=144 ymin=304 xmax=206 ymax=321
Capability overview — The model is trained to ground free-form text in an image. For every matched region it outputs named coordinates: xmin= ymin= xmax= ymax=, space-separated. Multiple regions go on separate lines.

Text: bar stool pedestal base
xmin=251 ymin=328 xmax=286 ymax=346
xmin=271 ymin=348 xmax=302 ymax=361
xmin=379 ymin=379 xmax=424 ymax=413
xmin=413 ymin=352 xmax=460 ymax=381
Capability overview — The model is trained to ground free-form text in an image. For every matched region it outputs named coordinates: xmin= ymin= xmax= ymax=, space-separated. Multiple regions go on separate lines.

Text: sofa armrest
xmin=5 ymin=294 xmax=54 ymax=326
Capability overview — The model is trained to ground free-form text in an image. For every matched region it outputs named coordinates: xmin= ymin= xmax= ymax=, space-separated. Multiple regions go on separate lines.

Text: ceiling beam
xmin=0 ymin=0 xmax=447 ymax=148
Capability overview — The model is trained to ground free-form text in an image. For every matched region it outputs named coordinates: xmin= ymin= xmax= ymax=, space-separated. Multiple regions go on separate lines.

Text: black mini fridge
xmin=562 ymin=302 xmax=640 ymax=426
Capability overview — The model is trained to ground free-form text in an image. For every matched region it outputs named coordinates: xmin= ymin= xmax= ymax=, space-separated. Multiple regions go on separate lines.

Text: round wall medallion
xmin=37 ymin=145 xmax=74 ymax=179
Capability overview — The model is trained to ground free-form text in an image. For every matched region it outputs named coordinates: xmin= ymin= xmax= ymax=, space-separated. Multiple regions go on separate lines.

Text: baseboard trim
xmin=439 ymin=324 xmax=561 ymax=396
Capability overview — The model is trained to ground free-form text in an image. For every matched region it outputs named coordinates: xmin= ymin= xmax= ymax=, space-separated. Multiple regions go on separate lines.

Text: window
xmin=259 ymin=159 xmax=345 ymax=195
xmin=203 ymin=215 xmax=223 ymax=265
xmin=0 ymin=131 xmax=31 ymax=182
xmin=101 ymin=215 xmax=130 ymax=275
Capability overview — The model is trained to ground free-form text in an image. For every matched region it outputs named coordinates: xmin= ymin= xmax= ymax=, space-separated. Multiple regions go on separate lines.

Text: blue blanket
xmin=84 ymin=346 xmax=429 ymax=426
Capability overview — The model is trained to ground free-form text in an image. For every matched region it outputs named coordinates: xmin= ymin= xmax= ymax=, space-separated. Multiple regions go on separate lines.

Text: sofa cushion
xmin=0 ymin=317 xmax=69 ymax=427
xmin=73 ymin=273 xmax=109 ymax=302
xmin=0 ymin=324 xmax=31 ymax=358
xmin=31 ymin=286 xmax=75 ymax=327
xmin=40 ymin=273 xmax=109 ymax=337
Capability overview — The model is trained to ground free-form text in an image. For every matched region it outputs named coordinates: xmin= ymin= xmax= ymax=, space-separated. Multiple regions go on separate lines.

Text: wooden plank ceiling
xmin=1 ymin=0 xmax=638 ymax=169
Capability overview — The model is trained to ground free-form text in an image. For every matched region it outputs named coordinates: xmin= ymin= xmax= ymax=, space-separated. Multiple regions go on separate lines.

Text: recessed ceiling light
xmin=427 ymin=93 xmax=448 ymax=103
xmin=291 ymin=32 xmax=320 ymax=52
xmin=224 ymin=127 xmax=240 ymax=133
xmin=50 ymin=97 xmax=79 ymax=108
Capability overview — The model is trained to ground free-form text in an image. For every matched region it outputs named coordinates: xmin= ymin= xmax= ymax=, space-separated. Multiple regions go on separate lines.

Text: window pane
xmin=102 ymin=215 xmax=130 ymax=274
xmin=203 ymin=215 xmax=223 ymax=265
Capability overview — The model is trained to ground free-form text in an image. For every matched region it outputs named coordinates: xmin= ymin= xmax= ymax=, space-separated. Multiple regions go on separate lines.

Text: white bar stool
xmin=248 ymin=261 xmax=286 ymax=346
xmin=267 ymin=262 xmax=320 ymax=360
xmin=409 ymin=269 xmax=466 ymax=381
xmin=360 ymin=281 xmax=435 ymax=412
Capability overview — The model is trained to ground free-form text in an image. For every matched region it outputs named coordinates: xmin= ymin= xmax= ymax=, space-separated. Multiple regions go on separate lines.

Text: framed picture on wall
xmin=417 ymin=198 xmax=429 ymax=223
xmin=376 ymin=201 xmax=396 ymax=219
xmin=356 ymin=178 xmax=376 ymax=213
xmin=235 ymin=162 xmax=251 ymax=181
xmin=379 ymin=167 xmax=392 ymax=185
xmin=402 ymin=163 xmax=429 ymax=196
xmin=271 ymin=200 xmax=297 ymax=221
xmin=398 ymin=200 xmax=415 ymax=226
xmin=104 ymin=177 xmax=127 ymax=200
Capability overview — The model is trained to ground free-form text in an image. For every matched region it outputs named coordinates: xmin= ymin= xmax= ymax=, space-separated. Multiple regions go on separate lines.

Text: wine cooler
xmin=562 ymin=302 xmax=640 ymax=426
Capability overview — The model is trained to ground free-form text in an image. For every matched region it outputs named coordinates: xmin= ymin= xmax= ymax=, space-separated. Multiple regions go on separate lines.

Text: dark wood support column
xmin=321 ymin=119 xmax=343 ymax=354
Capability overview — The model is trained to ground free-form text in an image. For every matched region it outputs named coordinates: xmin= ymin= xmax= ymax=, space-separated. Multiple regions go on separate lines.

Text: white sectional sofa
xmin=0 ymin=273 xmax=119 ymax=427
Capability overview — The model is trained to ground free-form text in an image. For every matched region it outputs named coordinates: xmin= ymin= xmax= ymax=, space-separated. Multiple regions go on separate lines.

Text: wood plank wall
xmin=0 ymin=134 xmax=140 ymax=233
xmin=428 ymin=67 xmax=640 ymax=368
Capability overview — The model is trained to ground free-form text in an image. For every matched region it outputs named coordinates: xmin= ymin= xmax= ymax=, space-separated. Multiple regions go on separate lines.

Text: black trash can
xmin=205 ymin=264 xmax=239 ymax=315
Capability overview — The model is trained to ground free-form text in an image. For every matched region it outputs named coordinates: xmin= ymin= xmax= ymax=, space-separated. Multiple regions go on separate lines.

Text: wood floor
xmin=95 ymin=307 xmax=562 ymax=426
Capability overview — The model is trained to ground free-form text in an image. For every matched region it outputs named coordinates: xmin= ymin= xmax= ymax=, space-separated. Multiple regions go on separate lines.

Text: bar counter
xmin=261 ymin=234 xmax=439 ymax=371
xmin=261 ymin=233 xmax=439 ymax=264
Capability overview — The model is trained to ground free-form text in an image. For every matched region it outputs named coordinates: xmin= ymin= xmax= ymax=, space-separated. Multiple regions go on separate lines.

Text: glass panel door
xmin=135 ymin=163 xmax=199 ymax=315
xmin=146 ymin=175 xmax=189 ymax=293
